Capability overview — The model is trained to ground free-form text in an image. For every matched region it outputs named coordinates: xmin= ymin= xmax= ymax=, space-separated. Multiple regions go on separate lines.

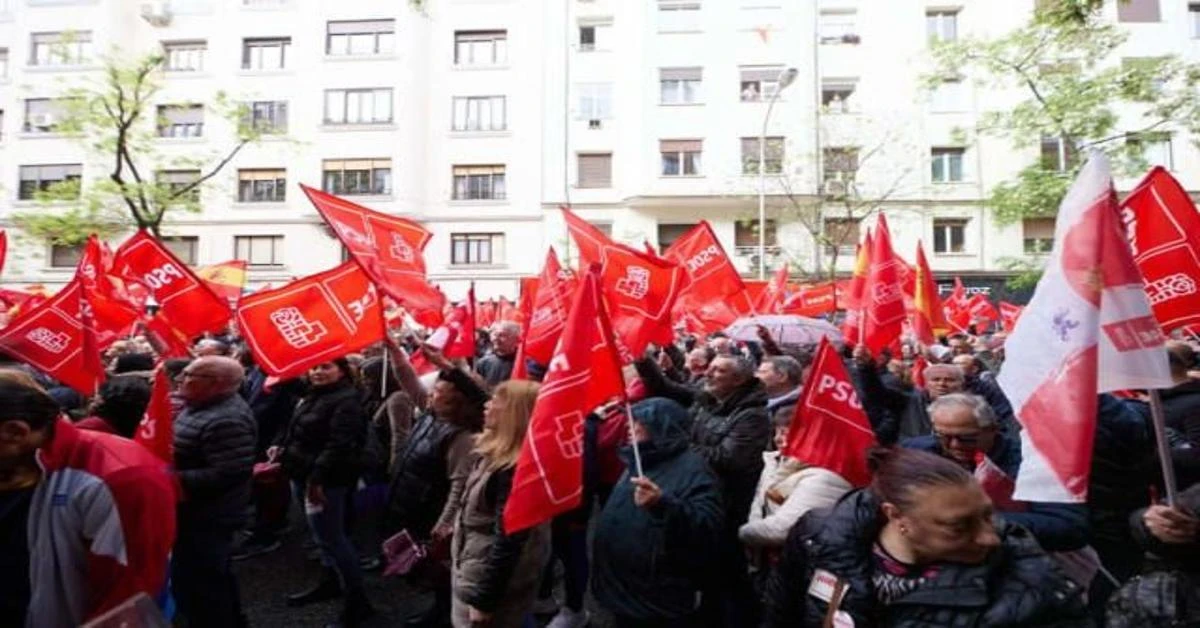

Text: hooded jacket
xmin=690 ymin=379 xmax=771 ymax=527
xmin=592 ymin=398 xmax=724 ymax=621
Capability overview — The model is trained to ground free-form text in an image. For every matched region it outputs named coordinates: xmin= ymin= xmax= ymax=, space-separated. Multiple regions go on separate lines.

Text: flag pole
xmin=1148 ymin=389 xmax=1179 ymax=506
xmin=623 ymin=402 xmax=645 ymax=478
xmin=380 ymin=344 xmax=390 ymax=400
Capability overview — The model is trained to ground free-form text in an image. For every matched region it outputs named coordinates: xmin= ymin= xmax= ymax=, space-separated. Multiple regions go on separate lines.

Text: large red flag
xmin=754 ymin=264 xmax=789 ymax=314
xmin=783 ymin=337 xmax=876 ymax=487
xmin=504 ymin=267 xmax=625 ymax=533
xmin=999 ymin=301 xmax=1024 ymax=333
xmin=860 ymin=215 xmax=905 ymax=352
xmin=999 ymin=153 xmax=1171 ymax=503
xmin=664 ymin=221 xmax=748 ymax=330
xmin=0 ymin=281 xmax=103 ymax=394
xmin=563 ymin=208 xmax=685 ymax=356
xmin=524 ymin=249 xmax=578 ymax=365
xmin=236 ymin=262 xmax=385 ymax=380
xmin=911 ymin=241 xmax=949 ymax=344
xmin=112 ymin=230 xmax=232 ymax=339
xmin=301 ymin=184 xmax=444 ymax=327
xmin=1120 ymin=166 xmax=1200 ymax=333
xmin=134 ymin=367 xmax=174 ymax=463
xmin=77 ymin=236 xmax=141 ymax=352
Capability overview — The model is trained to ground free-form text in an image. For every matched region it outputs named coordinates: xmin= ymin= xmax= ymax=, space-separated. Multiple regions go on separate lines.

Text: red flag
xmin=860 ymin=215 xmax=905 ymax=352
xmin=112 ymin=230 xmax=232 ymax=339
xmin=523 ymin=249 xmax=579 ymax=365
xmin=134 ymin=367 xmax=174 ymax=463
xmin=77 ymin=236 xmax=141 ymax=353
xmin=504 ymin=267 xmax=625 ymax=533
xmin=911 ymin=355 xmax=928 ymax=388
xmin=781 ymin=282 xmax=839 ymax=317
xmin=440 ymin=304 xmax=477 ymax=360
xmin=663 ymin=221 xmax=748 ymax=327
xmin=1120 ymin=166 xmax=1200 ymax=333
xmin=0 ymin=230 xmax=7 ymax=277
xmin=496 ymin=296 xmax=520 ymax=323
xmin=911 ymin=241 xmax=949 ymax=344
xmin=301 ymin=184 xmax=445 ymax=327
xmin=476 ymin=299 xmax=497 ymax=330
xmin=754 ymin=264 xmax=789 ymax=314
xmin=840 ymin=234 xmax=873 ymax=342
xmin=195 ymin=260 xmax=248 ymax=305
xmin=563 ymin=208 xmax=685 ymax=356
xmin=999 ymin=301 xmax=1023 ymax=333
xmin=966 ymin=294 xmax=999 ymax=329
xmin=783 ymin=337 xmax=876 ymax=487
xmin=236 ymin=262 xmax=385 ymax=380
xmin=0 ymin=281 xmax=103 ymax=394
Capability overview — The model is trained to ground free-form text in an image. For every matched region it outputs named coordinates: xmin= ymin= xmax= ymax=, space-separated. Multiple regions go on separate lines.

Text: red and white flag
xmin=781 ymin=282 xmax=839 ymax=318
xmin=783 ymin=337 xmax=876 ymax=487
xmin=860 ymin=214 xmax=906 ymax=353
xmin=135 ymin=367 xmax=175 ymax=463
xmin=999 ymin=153 xmax=1172 ymax=503
xmin=664 ymin=221 xmax=747 ymax=332
xmin=0 ymin=281 xmax=104 ymax=394
xmin=999 ymin=301 xmax=1024 ymax=333
xmin=966 ymin=293 xmax=999 ymax=329
xmin=236 ymin=262 xmax=385 ymax=380
xmin=503 ymin=266 xmax=625 ymax=533
xmin=1120 ymin=166 xmax=1200 ymax=334
xmin=754 ymin=264 xmax=790 ymax=315
xmin=523 ymin=249 xmax=578 ymax=366
xmin=112 ymin=230 xmax=232 ymax=339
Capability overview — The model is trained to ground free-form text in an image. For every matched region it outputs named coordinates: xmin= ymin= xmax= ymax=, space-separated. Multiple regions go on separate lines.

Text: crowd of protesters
xmin=1 ymin=317 xmax=1199 ymax=628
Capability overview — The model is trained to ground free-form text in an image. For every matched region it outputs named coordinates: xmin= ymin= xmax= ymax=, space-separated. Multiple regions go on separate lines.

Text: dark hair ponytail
xmin=867 ymin=446 xmax=973 ymax=512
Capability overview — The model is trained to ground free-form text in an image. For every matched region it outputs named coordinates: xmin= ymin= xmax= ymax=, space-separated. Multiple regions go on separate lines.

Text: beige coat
xmin=739 ymin=452 xmax=853 ymax=548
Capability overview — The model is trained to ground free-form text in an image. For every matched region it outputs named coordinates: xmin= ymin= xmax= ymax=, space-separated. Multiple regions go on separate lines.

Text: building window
xmin=451 ymin=233 xmax=505 ymax=266
xmin=1040 ymin=135 xmax=1075 ymax=172
xmin=49 ymin=243 xmax=83 ymax=268
xmin=158 ymin=170 xmax=201 ymax=202
xmin=823 ymin=217 xmax=861 ymax=256
xmin=926 ymin=10 xmax=958 ymax=43
xmin=0 ymin=48 xmax=8 ymax=79
xmin=322 ymin=159 xmax=392 ymax=196
xmin=1023 ymin=218 xmax=1055 ymax=254
xmin=30 ymin=31 xmax=93 ymax=66
xmin=735 ymin=219 xmax=777 ymax=247
xmin=821 ymin=78 xmax=857 ymax=112
xmin=741 ymin=137 xmax=784 ymax=175
xmin=323 ymin=88 xmax=393 ymax=124
xmin=242 ymin=37 xmax=290 ymax=70
xmin=1117 ymin=0 xmax=1159 ymax=22
xmin=235 ymin=235 xmax=285 ymax=267
xmin=656 ymin=224 xmax=695 ymax=253
xmin=933 ymin=219 xmax=967 ymax=254
xmin=451 ymin=96 xmax=506 ymax=132
xmin=577 ymin=153 xmax=613 ymax=188
xmin=660 ymin=67 xmax=702 ymax=105
xmin=243 ymin=100 xmax=288 ymax=133
xmin=658 ymin=1 xmax=701 ymax=32
xmin=452 ymin=165 xmax=506 ymax=200
xmin=576 ymin=82 xmax=613 ymax=120
xmin=823 ymin=147 xmax=859 ymax=183
xmin=579 ymin=22 xmax=612 ymax=51
xmin=157 ymin=104 xmax=204 ymax=138
xmin=739 ymin=65 xmax=785 ymax=102
xmin=931 ymin=147 xmax=965 ymax=183
xmin=18 ymin=164 xmax=82 ymax=200
xmin=660 ymin=139 xmax=702 ymax=176
xmin=161 ymin=236 xmax=199 ymax=265
xmin=1191 ymin=3 xmax=1200 ymax=38
xmin=818 ymin=10 xmax=858 ymax=44
xmin=22 ymin=98 xmax=67 ymax=133
xmin=237 ymin=169 xmax=286 ymax=202
xmin=326 ymin=19 xmax=395 ymax=56
xmin=1127 ymin=132 xmax=1173 ymax=169
xmin=163 ymin=41 xmax=205 ymax=71
xmin=454 ymin=30 xmax=507 ymax=66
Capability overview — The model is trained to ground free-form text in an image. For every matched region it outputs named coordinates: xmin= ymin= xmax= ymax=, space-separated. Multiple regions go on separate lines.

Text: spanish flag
xmin=911 ymin=241 xmax=950 ymax=344
xmin=195 ymin=260 xmax=248 ymax=305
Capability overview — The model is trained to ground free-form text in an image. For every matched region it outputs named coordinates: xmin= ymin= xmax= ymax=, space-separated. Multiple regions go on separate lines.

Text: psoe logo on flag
xmin=614 ymin=266 xmax=651 ymax=300
xmin=871 ymin=281 xmax=902 ymax=305
xmin=26 ymin=328 xmax=70 ymax=354
xmin=1103 ymin=316 xmax=1164 ymax=352
xmin=334 ymin=222 xmax=372 ymax=248
xmin=269 ymin=307 xmax=328 ymax=348
xmin=553 ymin=411 xmax=585 ymax=459
xmin=1145 ymin=273 xmax=1197 ymax=305
xmin=389 ymin=234 xmax=415 ymax=264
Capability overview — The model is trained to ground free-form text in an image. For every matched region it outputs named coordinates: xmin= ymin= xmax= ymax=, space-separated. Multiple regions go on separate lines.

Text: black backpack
xmin=1107 ymin=570 xmax=1200 ymax=627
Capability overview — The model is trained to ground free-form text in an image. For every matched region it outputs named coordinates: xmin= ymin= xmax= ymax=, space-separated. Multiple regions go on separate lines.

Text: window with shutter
xmin=660 ymin=140 xmax=702 ymax=176
xmin=1023 ymin=218 xmax=1055 ymax=254
xmin=578 ymin=153 xmax=613 ymax=188
xmin=1117 ymin=0 xmax=1160 ymax=22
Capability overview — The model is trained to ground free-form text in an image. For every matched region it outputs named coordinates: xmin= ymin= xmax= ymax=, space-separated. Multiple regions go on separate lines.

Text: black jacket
xmin=474 ymin=352 xmax=514 ymax=388
xmin=689 ymin=379 xmax=770 ymax=528
xmin=1159 ymin=380 xmax=1200 ymax=488
xmin=386 ymin=412 xmax=469 ymax=537
xmin=763 ymin=490 xmax=1093 ymax=628
xmin=174 ymin=393 xmax=257 ymax=527
xmin=276 ymin=379 xmax=366 ymax=487
xmin=241 ymin=366 xmax=302 ymax=457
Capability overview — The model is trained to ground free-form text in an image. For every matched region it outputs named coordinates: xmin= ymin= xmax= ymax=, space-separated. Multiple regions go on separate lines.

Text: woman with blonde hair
xmin=451 ymin=380 xmax=550 ymax=628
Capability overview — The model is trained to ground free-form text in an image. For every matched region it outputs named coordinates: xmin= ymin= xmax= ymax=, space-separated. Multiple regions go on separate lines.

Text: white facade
xmin=0 ymin=0 xmax=1196 ymax=300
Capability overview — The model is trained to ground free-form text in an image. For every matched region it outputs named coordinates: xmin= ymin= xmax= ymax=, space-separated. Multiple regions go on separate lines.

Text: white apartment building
xmin=0 ymin=0 xmax=1196 ymax=302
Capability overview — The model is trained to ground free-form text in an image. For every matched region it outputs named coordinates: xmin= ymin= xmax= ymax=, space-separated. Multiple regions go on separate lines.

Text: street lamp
xmin=758 ymin=66 xmax=799 ymax=280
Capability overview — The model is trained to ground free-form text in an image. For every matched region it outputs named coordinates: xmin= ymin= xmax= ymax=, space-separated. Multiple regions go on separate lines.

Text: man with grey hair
xmin=475 ymin=320 xmax=519 ymax=387
xmin=171 ymin=356 xmax=257 ymax=627
xmin=902 ymin=392 xmax=1089 ymax=553
xmin=756 ymin=355 xmax=804 ymax=413
xmin=853 ymin=346 xmax=966 ymax=443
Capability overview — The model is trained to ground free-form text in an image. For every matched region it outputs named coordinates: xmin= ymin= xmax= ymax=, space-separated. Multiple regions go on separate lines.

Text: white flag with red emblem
xmin=999 ymin=153 xmax=1172 ymax=503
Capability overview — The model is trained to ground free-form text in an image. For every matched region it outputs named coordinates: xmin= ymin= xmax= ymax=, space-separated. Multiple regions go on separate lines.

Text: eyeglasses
xmin=933 ymin=430 xmax=982 ymax=446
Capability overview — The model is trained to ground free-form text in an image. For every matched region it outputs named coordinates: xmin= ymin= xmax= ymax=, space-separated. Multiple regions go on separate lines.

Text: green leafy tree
xmin=14 ymin=49 xmax=273 ymax=246
xmin=927 ymin=2 xmax=1200 ymax=225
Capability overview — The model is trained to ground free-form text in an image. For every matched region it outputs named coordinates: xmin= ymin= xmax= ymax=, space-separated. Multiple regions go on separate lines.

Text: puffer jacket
xmin=763 ymin=490 xmax=1093 ymax=628
xmin=173 ymin=393 xmax=257 ymax=527
xmin=276 ymin=379 xmax=365 ymax=487
xmin=592 ymin=398 xmax=724 ymax=621
xmin=739 ymin=452 xmax=852 ymax=548
xmin=690 ymin=379 xmax=770 ymax=527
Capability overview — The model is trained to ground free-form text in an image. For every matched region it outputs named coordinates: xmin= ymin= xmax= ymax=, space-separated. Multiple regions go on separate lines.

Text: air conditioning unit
xmin=588 ymin=119 xmax=602 ymax=130
xmin=30 ymin=113 xmax=57 ymax=129
xmin=140 ymin=0 xmax=172 ymax=27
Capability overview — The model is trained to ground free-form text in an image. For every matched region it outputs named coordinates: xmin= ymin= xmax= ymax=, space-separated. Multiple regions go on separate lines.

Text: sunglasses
xmin=934 ymin=430 xmax=983 ymax=446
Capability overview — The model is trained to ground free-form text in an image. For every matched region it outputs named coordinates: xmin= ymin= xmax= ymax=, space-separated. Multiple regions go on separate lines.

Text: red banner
xmin=302 ymin=184 xmax=444 ymax=327
xmin=781 ymin=282 xmax=839 ymax=317
xmin=112 ymin=230 xmax=232 ymax=339
xmin=1120 ymin=166 xmax=1200 ymax=333
xmin=236 ymin=262 xmax=385 ymax=379
xmin=504 ymin=267 xmax=625 ymax=533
